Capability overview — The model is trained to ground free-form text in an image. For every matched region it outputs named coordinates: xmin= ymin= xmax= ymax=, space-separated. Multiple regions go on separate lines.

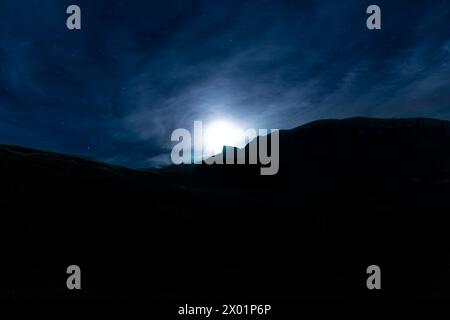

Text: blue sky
xmin=0 ymin=0 xmax=449 ymax=166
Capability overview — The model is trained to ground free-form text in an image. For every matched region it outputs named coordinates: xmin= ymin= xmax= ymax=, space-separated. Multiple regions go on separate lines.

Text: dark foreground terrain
xmin=3 ymin=117 xmax=450 ymax=301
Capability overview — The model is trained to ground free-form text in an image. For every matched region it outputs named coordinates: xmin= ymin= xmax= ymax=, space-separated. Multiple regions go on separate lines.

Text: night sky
xmin=0 ymin=0 xmax=449 ymax=167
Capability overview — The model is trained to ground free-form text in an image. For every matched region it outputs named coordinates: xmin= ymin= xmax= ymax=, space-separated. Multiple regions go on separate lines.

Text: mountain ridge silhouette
xmin=4 ymin=117 xmax=450 ymax=300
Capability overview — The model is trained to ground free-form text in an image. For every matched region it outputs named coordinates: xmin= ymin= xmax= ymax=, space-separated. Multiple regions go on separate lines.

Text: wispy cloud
xmin=0 ymin=0 xmax=449 ymax=167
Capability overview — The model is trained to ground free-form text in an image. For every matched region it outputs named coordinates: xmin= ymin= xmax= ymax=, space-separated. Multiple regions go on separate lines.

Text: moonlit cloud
xmin=0 ymin=0 xmax=449 ymax=167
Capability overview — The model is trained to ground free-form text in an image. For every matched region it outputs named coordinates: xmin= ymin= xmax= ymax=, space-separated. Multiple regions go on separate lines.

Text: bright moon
xmin=203 ymin=120 xmax=245 ymax=157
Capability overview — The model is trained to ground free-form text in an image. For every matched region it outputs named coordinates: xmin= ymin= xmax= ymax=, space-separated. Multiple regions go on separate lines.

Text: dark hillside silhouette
xmin=4 ymin=117 xmax=450 ymax=299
